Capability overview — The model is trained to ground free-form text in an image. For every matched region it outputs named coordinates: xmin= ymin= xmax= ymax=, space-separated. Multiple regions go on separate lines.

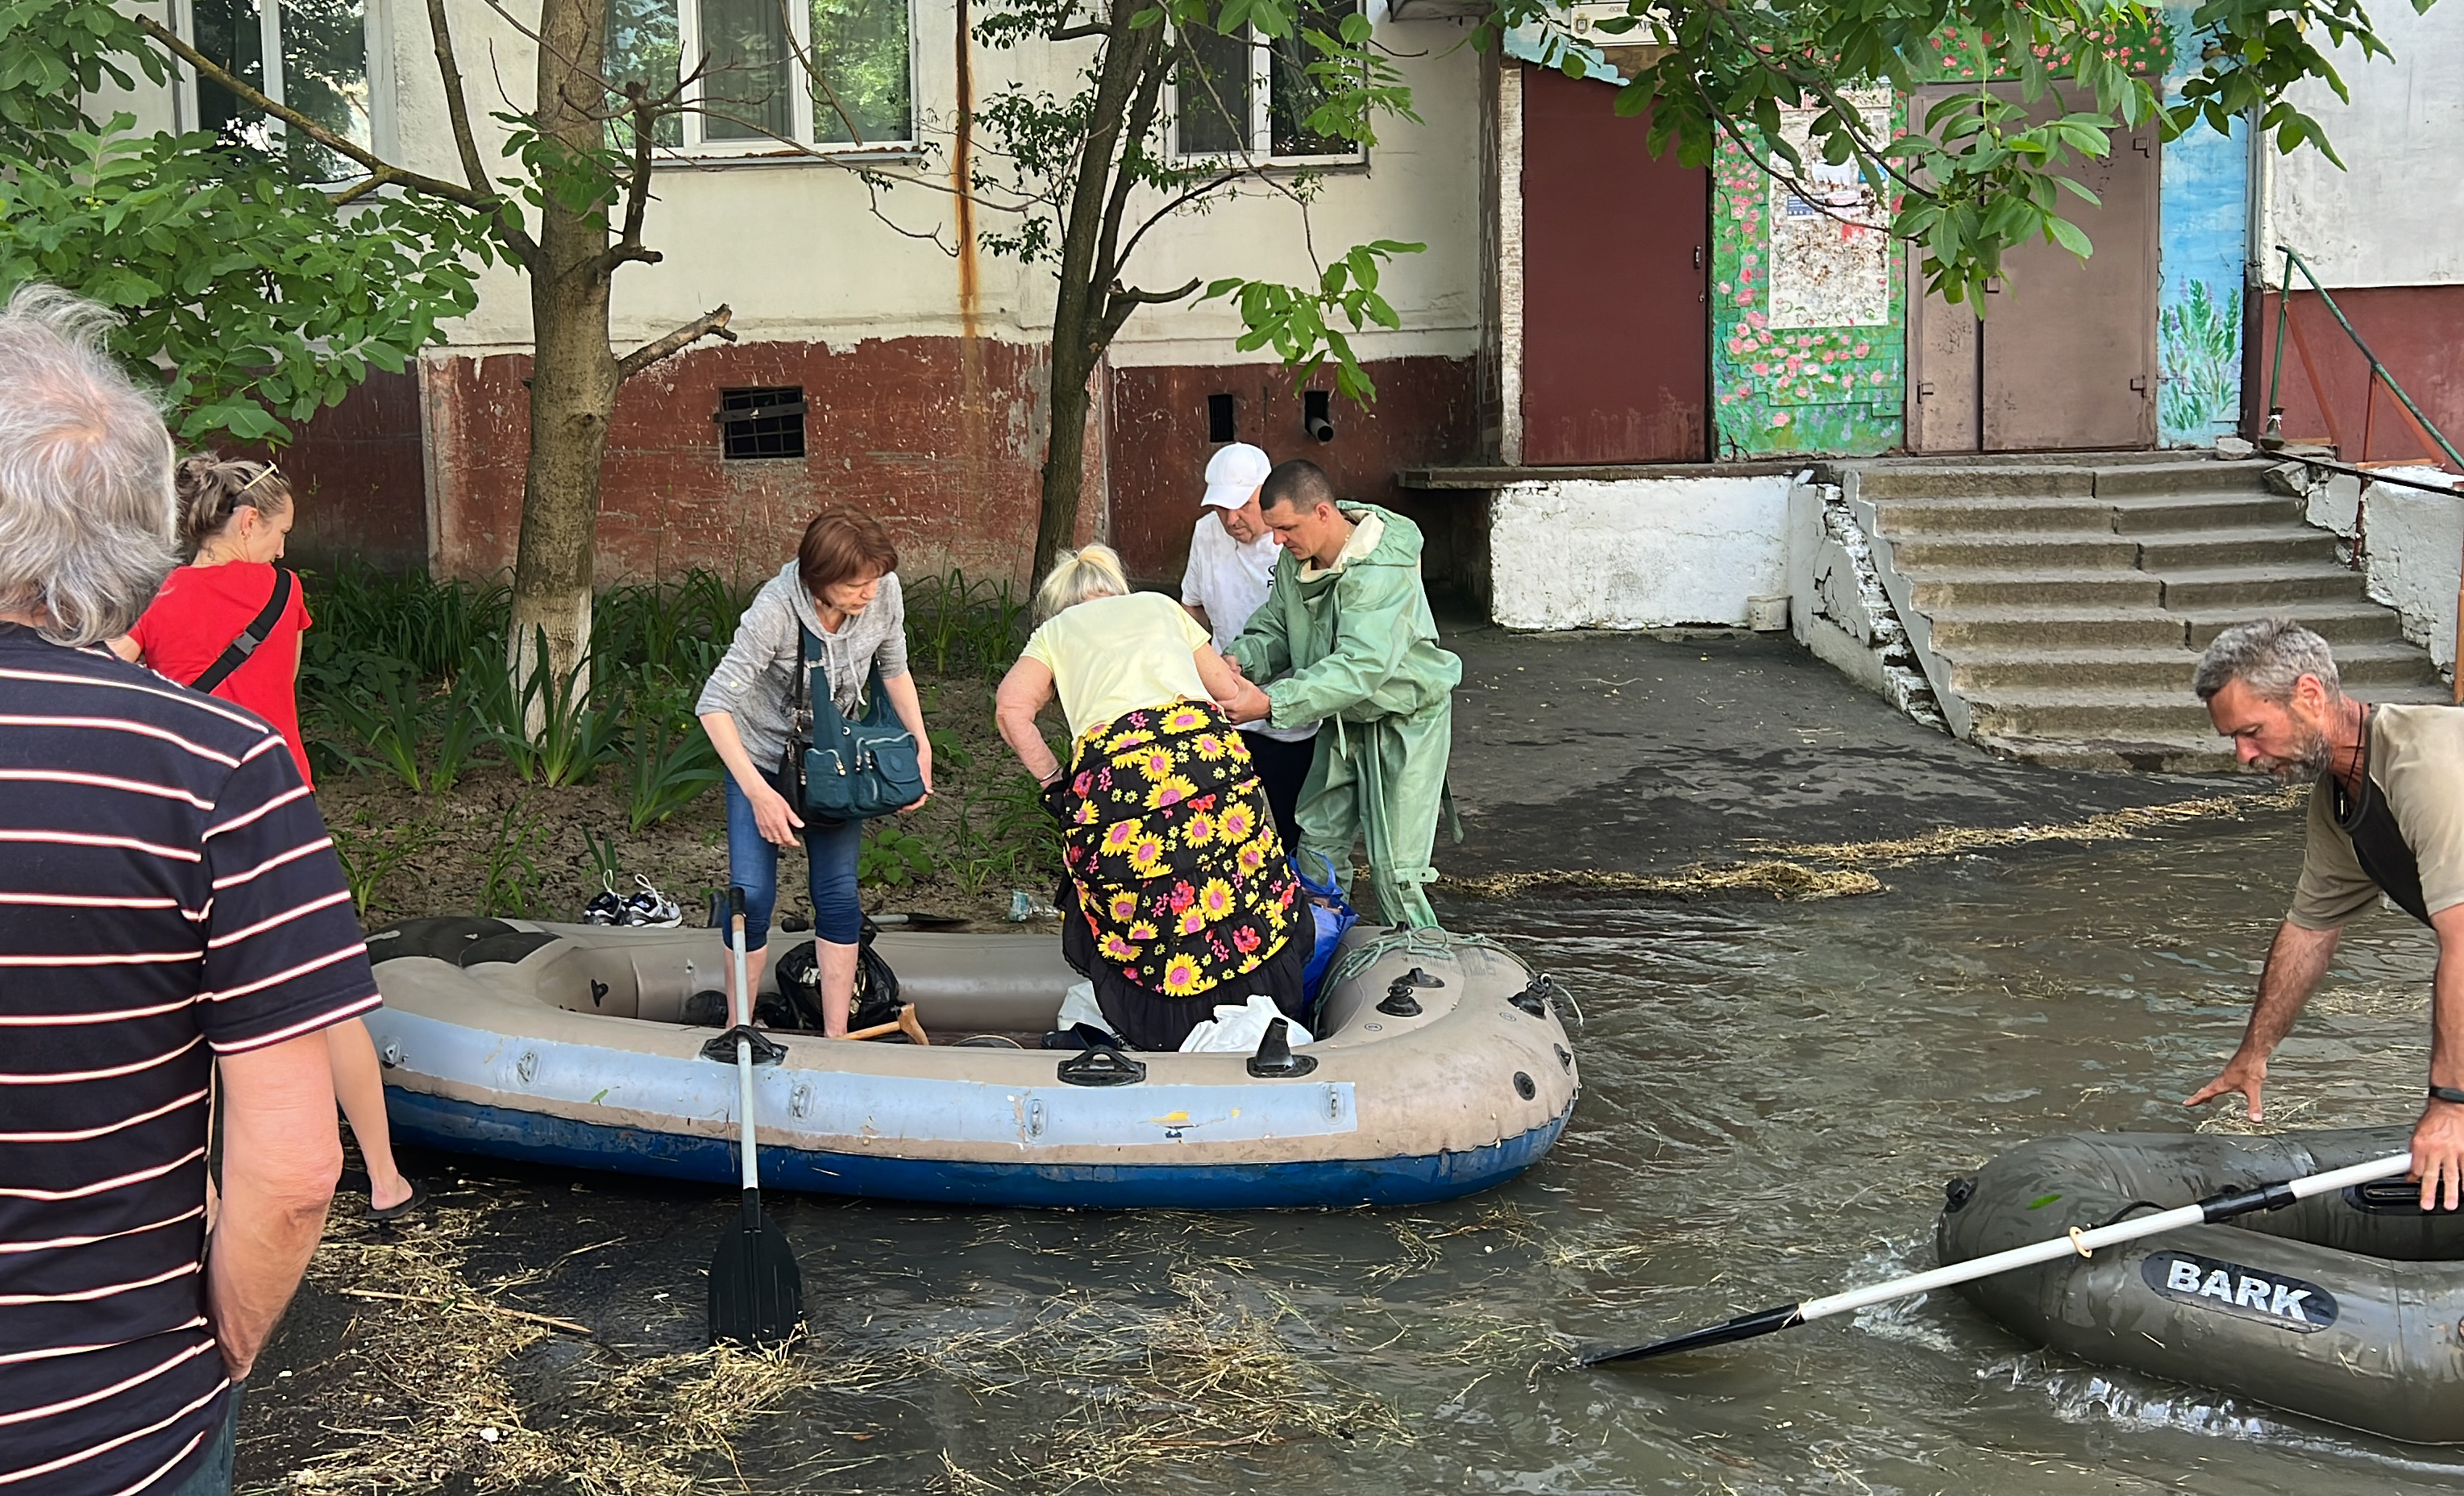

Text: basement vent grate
xmin=715 ymin=387 xmax=808 ymax=459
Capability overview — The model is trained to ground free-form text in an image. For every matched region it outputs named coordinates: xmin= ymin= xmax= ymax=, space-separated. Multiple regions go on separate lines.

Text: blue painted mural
xmin=2156 ymin=6 xmax=2250 ymax=446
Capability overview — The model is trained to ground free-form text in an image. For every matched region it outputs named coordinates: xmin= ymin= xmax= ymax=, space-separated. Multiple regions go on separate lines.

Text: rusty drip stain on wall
xmin=954 ymin=0 xmax=990 ymax=513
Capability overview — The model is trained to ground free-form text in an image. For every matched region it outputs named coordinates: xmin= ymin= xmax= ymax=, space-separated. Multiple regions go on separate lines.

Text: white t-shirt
xmin=1180 ymin=516 xmax=1318 ymax=744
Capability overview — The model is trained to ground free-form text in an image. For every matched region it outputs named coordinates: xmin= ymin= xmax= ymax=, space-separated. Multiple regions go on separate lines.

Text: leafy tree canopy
xmin=0 ymin=1 xmax=490 ymax=446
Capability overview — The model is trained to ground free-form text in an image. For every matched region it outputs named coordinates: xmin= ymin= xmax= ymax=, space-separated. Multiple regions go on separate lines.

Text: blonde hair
xmin=1034 ymin=544 xmax=1128 ymax=621
xmin=172 ymin=454 xmax=292 ymax=558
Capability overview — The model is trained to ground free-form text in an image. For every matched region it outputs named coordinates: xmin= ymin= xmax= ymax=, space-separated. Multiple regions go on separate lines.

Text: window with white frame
xmin=178 ymin=0 xmax=376 ymax=181
xmin=1172 ymin=0 xmax=1363 ymax=164
xmin=605 ymin=0 xmax=915 ymax=153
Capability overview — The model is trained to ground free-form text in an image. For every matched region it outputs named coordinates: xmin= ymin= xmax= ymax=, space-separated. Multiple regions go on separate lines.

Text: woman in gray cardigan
xmin=697 ymin=508 xmax=930 ymax=1035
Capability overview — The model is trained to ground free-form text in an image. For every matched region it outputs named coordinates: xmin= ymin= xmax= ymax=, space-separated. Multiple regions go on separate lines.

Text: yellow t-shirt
xmin=1024 ymin=591 xmax=1212 ymax=743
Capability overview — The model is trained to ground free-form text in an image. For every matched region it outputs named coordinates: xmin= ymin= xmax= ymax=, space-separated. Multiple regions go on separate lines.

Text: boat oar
xmin=707 ymin=887 xmax=804 ymax=1346
xmin=1585 ymin=1149 xmax=2414 ymax=1365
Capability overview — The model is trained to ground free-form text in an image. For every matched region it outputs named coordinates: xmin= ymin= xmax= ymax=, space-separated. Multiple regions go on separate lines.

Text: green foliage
xmin=478 ymin=799 xmax=550 ymax=919
xmin=317 ymin=660 xmax=427 ymax=792
xmin=857 ymin=822 xmax=937 ymax=887
xmin=0 ymin=4 xmax=489 ymax=447
xmin=515 ymin=626 xmax=626 ymax=787
xmin=904 ymin=570 xmax=1030 ymax=678
xmin=625 ymin=679 xmax=726 ymax=832
xmin=328 ymin=810 xmax=435 ymax=917
xmin=1203 ymin=239 xmax=1422 ymax=402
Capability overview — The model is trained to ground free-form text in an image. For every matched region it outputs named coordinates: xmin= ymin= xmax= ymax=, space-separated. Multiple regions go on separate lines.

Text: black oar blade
xmin=1584 ymin=1303 xmax=1804 ymax=1365
xmin=708 ymin=1191 xmax=804 ymax=1346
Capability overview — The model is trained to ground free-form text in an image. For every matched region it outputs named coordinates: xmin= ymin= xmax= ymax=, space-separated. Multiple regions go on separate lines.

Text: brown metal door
xmin=1519 ymin=65 xmax=1710 ymax=463
xmin=1908 ymin=268 xmax=1981 ymax=452
xmin=1906 ymin=83 xmax=2160 ymax=451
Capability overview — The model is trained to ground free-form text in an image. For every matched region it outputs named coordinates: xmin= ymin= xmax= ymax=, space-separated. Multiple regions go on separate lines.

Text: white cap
xmin=1202 ymin=443 xmax=1272 ymax=509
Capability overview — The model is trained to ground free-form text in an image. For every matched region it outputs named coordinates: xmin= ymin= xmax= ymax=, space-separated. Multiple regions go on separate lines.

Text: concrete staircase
xmin=1841 ymin=453 xmax=2450 ymax=769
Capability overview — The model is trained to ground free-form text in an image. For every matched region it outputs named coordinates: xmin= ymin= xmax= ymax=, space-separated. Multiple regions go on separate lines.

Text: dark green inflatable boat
xmin=1940 ymin=1127 xmax=2464 ymax=1444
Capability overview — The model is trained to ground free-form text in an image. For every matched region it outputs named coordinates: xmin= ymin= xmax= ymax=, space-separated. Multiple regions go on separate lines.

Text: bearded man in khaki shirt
xmin=2186 ymin=618 xmax=2464 ymax=1211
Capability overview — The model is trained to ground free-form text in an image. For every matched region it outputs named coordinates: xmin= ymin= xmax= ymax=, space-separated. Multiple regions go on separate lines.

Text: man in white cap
xmin=1182 ymin=441 xmax=1318 ymax=846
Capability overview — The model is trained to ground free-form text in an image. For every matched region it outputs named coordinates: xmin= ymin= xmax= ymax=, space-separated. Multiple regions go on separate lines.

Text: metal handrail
xmin=2267 ymin=244 xmax=2464 ymax=471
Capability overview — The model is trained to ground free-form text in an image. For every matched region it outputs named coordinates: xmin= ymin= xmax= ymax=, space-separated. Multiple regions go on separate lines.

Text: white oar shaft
xmin=1798 ymin=1151 xmax=2414 ymax=1325
xmin=731 ymin=911 xmax=759 ymax=1193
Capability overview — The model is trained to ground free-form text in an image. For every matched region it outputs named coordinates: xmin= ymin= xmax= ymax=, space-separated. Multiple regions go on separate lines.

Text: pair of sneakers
xmin=583 ymin=873 xmax=681 ymax=928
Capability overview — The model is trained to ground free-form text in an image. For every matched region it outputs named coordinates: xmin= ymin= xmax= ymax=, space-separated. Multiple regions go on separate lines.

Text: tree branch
xmin=1089 ymin=22 xmax=1173 ymax=295
xmin=425 ymin=0 xmax=503 ymax=202
xmin=615 ymin=305 xmax=738 ymax=380
xmin=137 ymin=15 xmax=498 ymax=214
xmin=1095 ymin=276 xmax=1200 ymax=351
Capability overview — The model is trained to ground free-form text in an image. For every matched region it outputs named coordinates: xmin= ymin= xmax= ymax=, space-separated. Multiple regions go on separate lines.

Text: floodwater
xmin=259 ymin=818 xmax=2464 ymax=1493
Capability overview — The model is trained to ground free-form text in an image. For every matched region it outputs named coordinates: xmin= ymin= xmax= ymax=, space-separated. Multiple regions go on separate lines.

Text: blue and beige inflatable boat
xmin=363 ymin=917 xmax=1579 ymax=1210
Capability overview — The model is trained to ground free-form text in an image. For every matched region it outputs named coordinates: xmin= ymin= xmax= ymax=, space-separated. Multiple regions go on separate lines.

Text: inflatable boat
xmin=1939 ymin=1127 xmax=2464 ymax=1444
xmin=361 ymin=916 xmax=1580 ymax=1210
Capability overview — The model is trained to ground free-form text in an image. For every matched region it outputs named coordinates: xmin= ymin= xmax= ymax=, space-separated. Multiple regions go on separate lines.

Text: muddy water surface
xmin=252 ymin=821 xmax=2464 ymax=1493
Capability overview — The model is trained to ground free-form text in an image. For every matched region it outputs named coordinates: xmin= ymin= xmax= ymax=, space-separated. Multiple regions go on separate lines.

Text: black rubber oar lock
xmin=1058 ymin=1046 xmax=1146 ymax=1087
xmin=700 ymin=1024 xmax=787 ymax=1066
xmin=1247 ymin=1016 xmax=1317 ymax=1078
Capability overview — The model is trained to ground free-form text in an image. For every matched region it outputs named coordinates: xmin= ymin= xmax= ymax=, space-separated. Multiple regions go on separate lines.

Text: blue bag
xmin=1294 ymin=852 xmax=1358 ymax=1015
xmin=788 ymin=625 xmax=925 ymax=822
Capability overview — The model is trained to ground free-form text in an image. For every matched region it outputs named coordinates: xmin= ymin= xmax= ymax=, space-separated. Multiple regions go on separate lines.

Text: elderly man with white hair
xmin=0 ymin=286 xmax=376 ymax=1496
xmin=2187 ymin=617 xmax=2464 ymax=1212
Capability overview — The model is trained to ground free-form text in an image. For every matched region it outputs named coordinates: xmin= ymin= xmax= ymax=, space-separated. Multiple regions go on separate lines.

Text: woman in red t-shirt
xmin=114 ymin=458 xmax=424 ymax=1221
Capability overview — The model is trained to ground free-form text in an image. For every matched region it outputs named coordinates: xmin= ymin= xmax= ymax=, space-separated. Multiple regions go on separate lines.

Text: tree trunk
xmin=1028 ymin=0 xmax=1156 ymax=583
xmin=1035 ymin=347 xmax=1094 ymax=580
xmin=507 ymin=0 xmax=618 ymax=701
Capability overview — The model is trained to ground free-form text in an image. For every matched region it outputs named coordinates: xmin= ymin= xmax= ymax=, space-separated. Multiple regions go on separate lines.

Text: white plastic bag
xmin=1057 ymin=979 xmax=1107 ymax=1033
xmin=1178 ymin=993 xmax=1313 ymax=1053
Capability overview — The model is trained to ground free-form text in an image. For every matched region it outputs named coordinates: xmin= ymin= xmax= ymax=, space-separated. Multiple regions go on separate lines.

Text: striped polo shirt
xmin=0 ymin=625 xmax=378 ymax=1495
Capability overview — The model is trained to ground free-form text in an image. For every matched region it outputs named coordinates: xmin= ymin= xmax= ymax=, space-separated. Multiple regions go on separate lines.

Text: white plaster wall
xmin=2265 ymin=2 xmax=2464 ymax=289
xmin=2358 ymin=468 xmax=2463 ymax=673
xmin=353 ymin=0 xmax=1483 ymax=359
xmin=1488 ymin=476 xmax=1793 ymax=630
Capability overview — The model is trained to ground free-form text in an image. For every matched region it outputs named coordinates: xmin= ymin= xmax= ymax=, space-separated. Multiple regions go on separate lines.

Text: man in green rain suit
xmin=1219 ymin=459 xmax=1461 ymax=929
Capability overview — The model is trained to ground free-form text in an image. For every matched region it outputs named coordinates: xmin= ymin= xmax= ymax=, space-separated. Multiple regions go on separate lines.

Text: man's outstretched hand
xmin=2184 ymin=1051 xmax=2268 ymax=1122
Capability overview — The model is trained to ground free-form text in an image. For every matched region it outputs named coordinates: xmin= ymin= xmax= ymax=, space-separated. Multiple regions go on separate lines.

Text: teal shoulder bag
xmin=787 ymin=625 xmax=925 ymax=821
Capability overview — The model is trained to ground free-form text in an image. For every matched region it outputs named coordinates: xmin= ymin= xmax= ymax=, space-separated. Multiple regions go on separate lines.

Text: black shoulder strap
xmin=189 ymin=567 xmax=293 ymax=695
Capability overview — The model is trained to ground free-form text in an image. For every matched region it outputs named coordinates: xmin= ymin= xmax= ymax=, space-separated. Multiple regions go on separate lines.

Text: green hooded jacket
xmin=1227 ymin=503 xmax=1462 ymax=730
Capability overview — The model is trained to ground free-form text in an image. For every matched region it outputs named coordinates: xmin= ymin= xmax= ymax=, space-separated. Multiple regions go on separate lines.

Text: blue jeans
xmin=164 ymin=1386 xmax=239 ymax=1496
xmin=725 ymin=775 xmax=864 ymax=946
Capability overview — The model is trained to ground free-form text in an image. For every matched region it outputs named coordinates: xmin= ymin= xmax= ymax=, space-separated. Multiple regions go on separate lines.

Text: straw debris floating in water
xmin=1444 ymin=787 xmax=2298 ymax=903
xmin=282 ymin=1207 xmax=810 ymax=1495
xmin=1443 ymin=861 xmax=1883 ymax=902
xmin=280 ymin=1210 xmax=1404 ymax=1494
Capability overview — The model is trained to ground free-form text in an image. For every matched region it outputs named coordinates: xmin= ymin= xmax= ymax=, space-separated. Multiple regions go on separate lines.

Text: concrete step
xmin=2174 ymin=602 xmax=2404 ymax=647
xmin=2108 ymin=494 xmax=2307 ymax=533
xmin=1857 ymin=467 xmax=2094 ymax=501
xmin=2157 ymin=565 xmax=2370 ymax=608
xmin=1868 ymin=497 xmax=2117 ymax=535
xmin=1971 ymin=731 xmax=2235 ymax=772
xmin=1963 ymin=688 xmax=2225 ymax=737
xmin=1906 ymin=571 xmax=2165 ymax=608
xmin=2134 ymin=526 xmax=2341 ymax=570
xmin=1971 ymin=679 xmax=2452 ymax=738
xmin=1889 ymin=534 xmax=2142 ymax=571
xmin=2088 ymin=459 xmax=2282 ymax=497
xmin=1945 ymin=641 xmax=2437 ymax=692
xmin=1924 ymin=607 xmax=2187 ymax=649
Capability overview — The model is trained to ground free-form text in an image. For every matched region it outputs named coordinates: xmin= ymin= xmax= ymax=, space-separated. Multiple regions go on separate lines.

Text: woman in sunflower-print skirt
xmin=994 ymin=544 xmax=1305 ymax=1049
